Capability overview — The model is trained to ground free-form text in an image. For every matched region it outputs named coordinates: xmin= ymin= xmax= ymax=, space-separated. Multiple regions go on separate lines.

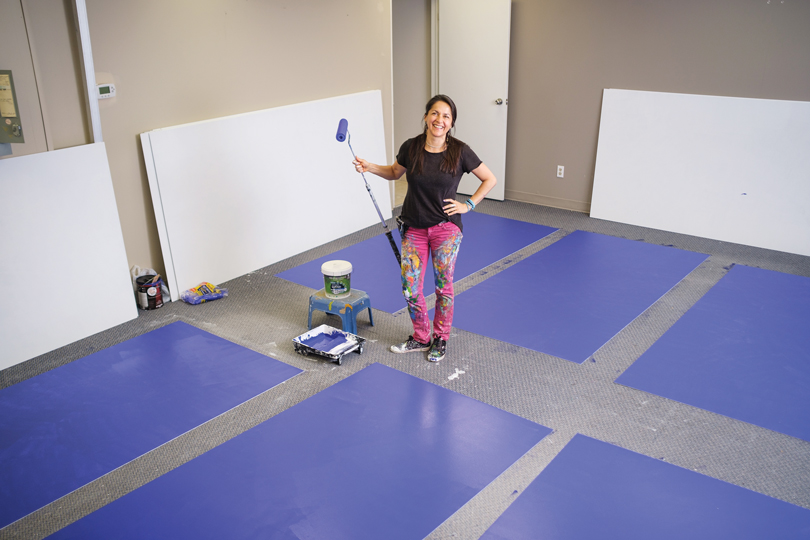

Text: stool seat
xmin=308 ymin=289 xmax=374 ymax=335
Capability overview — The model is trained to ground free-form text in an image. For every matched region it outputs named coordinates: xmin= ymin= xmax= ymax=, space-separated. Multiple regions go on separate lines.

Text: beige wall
xmin=508 ymin=0 xmax=810 ymax=212
xmin=393 ymin=0 xmax=810 ymax=213
xmin=20 ymin=0 xmax=394 ymax=277
xmin=13 ymin=0 xmax=810 ymax=276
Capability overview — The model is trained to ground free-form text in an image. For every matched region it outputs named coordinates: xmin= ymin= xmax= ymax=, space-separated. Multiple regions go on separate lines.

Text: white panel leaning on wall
xmin=0 ymin=143 xmax=138 ymax=369
xmin=141 ymin=90 xmax=391 ymax=302
xmin=591 ymin=89 xmax=810 ymax=257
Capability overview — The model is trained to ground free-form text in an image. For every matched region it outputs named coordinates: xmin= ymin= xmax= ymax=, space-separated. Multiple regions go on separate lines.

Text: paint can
xmin=136 ymin=275 xmax=164 ymax=310
xmin=321 ymin=260 xmax=352 ymax=299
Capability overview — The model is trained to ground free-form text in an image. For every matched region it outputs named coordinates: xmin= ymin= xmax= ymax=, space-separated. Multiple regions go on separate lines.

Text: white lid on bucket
xmin=321 ymin=260 xmax=352 ymax=276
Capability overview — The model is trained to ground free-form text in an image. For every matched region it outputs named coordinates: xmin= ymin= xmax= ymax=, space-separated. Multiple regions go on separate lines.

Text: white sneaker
xmin=390 ymin=336 xmax=431 ymax=353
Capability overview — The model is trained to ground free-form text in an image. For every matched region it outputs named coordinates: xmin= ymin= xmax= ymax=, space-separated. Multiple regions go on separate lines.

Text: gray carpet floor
xmin=2 ymin=200 xmax=809 ymax=539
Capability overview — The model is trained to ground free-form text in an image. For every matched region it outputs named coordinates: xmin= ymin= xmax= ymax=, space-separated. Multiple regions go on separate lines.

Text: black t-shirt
xmin=396 ymin=137 xmax=482 ymax=233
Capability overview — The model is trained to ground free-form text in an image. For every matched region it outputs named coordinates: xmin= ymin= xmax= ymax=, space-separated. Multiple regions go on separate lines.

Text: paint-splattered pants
xmin=400 ymin=221 xmax=463 ymax=343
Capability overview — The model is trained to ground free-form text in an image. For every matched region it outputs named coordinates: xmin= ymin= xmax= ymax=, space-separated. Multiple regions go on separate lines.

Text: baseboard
xmin=504 ymin=189 xmax=591 ymax=214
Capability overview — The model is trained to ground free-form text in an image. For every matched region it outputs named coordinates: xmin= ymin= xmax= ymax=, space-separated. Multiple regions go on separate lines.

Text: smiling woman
xmin=351 ymin=94 xmax=497 ymax=362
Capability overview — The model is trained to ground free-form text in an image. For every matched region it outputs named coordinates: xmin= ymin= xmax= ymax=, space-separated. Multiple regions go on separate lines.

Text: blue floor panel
xmin=446 ymin=231 xmax=708 ymax=363
xmin=0 ymin=321 xmax=301 ymax=528
xmin=48 ymin=363 xmax=552 ymax=540
xmin=482 ymin=434 xmax=810 ymax=540
xmin=276 ymin=212 xmax=557 ymax=313
xmin=616 ymin=264 xmax=810 ymax=442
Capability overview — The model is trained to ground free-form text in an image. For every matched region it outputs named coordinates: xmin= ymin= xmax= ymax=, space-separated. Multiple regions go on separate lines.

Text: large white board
xmin=0 ymin=143 xmax=138 ymax=369
xmin=142 ymin=90 xmax=390 ymax=301
xmin=591 ymin=89 xmax=810 ymax=257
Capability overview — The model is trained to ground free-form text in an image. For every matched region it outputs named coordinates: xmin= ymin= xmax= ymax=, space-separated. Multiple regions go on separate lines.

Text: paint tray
xmin=292 ymin=324 xmax=365 ymax=365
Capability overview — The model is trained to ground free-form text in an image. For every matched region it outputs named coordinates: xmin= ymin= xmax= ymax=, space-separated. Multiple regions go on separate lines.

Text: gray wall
xmin=392 ymin=0 xmax=432 ymax=153
xmin=394 ymin=0 xmax=810 ymax=213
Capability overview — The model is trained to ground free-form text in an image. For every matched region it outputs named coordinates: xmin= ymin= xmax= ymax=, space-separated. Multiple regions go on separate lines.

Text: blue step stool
xmin=308 ymin=288 xmax=374 ymax=335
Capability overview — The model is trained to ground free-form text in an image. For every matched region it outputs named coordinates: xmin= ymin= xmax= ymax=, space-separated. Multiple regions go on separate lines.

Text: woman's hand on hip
xmin=443 ymin=199 xmax=468 ymax=215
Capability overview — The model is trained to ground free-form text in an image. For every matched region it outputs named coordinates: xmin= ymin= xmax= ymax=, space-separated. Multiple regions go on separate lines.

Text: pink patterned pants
xmin=400 ymin=222 xmax=463 ymax=343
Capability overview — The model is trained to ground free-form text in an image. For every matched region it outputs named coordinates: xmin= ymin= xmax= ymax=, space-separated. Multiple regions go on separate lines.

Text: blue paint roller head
xmin=336 ymin=118 xmax=349 ymax=142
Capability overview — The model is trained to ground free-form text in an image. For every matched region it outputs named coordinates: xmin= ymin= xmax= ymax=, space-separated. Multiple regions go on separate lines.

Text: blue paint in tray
xmin=293 ymin=324 xmax=362 ymax=359
xmin=300 ymin=332 xmax=351 ymax=353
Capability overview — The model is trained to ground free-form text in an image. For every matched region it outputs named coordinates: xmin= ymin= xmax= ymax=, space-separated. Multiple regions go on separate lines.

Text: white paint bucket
xmin=321 ymin=260 xmax=352 ymax=299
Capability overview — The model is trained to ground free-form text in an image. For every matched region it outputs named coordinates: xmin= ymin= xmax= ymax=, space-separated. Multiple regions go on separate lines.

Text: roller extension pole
xmin=336 ymin=119 xmax=402 ymax=267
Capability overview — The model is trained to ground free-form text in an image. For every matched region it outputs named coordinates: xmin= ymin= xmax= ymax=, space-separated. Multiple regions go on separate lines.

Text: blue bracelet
xmin=465 ymin=198 xmax=476 ymax=211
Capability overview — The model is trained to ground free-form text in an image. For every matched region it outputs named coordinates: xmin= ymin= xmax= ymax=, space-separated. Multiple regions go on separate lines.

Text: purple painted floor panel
xmin=617 ymin=264 xmax=810 ymax=441
xmin=0 ymin=321 xmax=301 ymax=528
xmin=48 ymin=363 xmax=552 ymax=540
xmin=482 ymin=434 xmax=810 ymax=540
xmin=447 ymin=231 xmax=708 ymax=363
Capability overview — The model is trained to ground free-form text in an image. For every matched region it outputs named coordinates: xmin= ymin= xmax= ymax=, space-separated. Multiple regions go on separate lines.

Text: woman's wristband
xmin=465 ymin=198 xmax=476 ymax=211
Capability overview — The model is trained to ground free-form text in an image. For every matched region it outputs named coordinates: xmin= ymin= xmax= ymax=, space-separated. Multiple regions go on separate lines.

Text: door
xmin=435 ymin=0 xmax=511 ymax=200
xmin=0 ymin=0 xmax=48 ymax=158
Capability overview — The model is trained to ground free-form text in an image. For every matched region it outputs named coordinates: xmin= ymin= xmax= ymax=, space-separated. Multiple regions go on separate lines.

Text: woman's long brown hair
xmin=407 ymin=95 xmax=463 ymax=176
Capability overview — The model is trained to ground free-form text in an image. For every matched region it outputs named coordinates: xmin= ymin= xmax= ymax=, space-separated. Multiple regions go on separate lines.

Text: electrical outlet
xmin=557 ymin=165 xmax=564 ymax=178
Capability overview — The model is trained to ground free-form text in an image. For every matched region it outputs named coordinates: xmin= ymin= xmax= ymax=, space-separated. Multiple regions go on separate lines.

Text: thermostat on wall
xmin=96 ymin=83 xmax=116 ymax=99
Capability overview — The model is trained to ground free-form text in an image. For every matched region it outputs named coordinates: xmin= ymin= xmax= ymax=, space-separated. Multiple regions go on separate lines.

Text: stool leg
xmin=341 ymin=304 xmax=357 ymax=335
xmin=308 ymin=300 xmax=314 ymax=330
xmin=367 ymin=306 xmax=374 ymax=327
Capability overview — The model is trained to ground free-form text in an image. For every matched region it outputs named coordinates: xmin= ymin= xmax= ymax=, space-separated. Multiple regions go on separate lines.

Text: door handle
xmin=495 ymin=98 xmax=504 ymax=105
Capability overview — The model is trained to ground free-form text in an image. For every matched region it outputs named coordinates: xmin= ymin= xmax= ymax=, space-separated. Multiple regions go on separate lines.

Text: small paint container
xmin=321 ymin=260 xmax=352 ymax=299
xmin=136 ymin=275 xmax=164 ymax=310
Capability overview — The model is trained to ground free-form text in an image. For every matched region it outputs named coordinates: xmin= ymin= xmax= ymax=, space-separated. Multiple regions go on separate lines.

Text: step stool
xmin=308 ymin=288 xmax=374 ymax=335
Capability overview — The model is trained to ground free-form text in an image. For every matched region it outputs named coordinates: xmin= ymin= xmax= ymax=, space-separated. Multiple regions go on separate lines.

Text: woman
xmin=353 ymin=95 xmax=497 ymax=362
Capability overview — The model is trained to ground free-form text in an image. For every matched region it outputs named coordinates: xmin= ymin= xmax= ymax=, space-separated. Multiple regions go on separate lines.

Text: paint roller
xmin=336 ymin=118 xmax=402 ymax=266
